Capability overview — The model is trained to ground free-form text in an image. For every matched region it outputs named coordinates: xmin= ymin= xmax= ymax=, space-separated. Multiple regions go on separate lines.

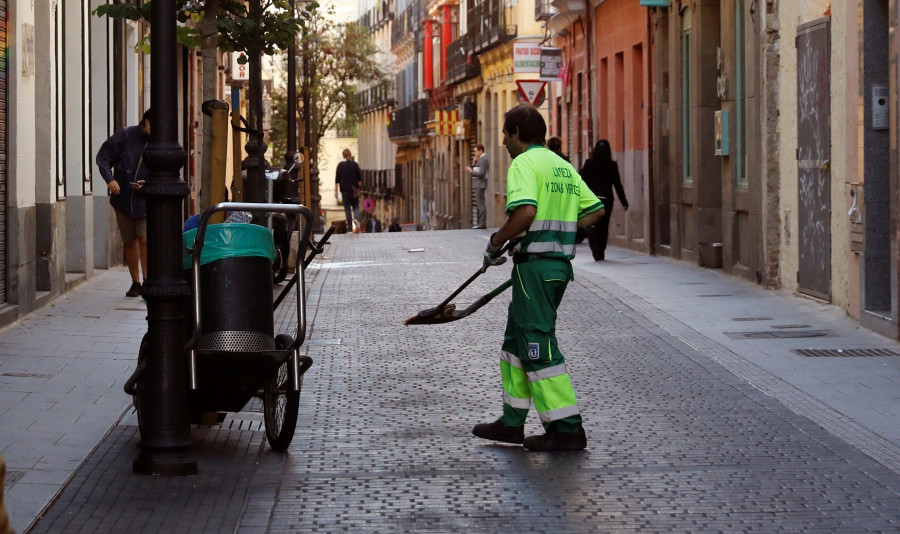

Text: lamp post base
xmin=133 ymin=448 xmax=198 ymax=476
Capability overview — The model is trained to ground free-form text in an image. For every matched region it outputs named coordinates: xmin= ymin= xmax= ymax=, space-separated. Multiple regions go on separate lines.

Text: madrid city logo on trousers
xmin=528 ymin=342 xmax=540 ymax=360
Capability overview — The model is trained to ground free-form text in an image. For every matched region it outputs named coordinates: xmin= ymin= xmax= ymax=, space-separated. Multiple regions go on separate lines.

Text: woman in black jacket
xmin=579 ymin=140 xmax=628 ymax=261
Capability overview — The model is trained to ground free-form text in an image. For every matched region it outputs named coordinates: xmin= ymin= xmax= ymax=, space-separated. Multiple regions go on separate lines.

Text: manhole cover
xmin=724 ymin=329 xmax=838 ymax=339
xmin=793 ymin=348 xmax=900 ymax=357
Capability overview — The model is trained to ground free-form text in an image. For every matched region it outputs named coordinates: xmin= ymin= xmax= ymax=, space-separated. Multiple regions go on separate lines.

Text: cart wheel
xmin=264 ymin=339 xmax=301 ymax=450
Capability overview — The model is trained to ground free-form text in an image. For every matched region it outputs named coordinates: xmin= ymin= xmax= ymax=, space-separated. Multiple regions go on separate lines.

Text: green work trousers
xmin=499 ymin=256 xmax=583 ymax=433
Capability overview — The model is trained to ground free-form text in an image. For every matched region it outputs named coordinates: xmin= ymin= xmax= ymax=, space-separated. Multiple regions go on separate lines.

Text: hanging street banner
xmin=540 ymin=47 xmax=563 ymax=81
xmin=516 ymin=80 xmax=547 ymax=106
xmin=513 ymin=42 xmax=543 ymax=73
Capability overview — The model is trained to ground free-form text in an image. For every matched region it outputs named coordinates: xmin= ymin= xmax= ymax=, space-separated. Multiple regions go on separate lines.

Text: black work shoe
xmin=126 ymin=282 xmax=142 ymax=298
xmin=472 ymin=419 xmax=524 ymax=444
xmin=523 ymin=427 xmax=587 ymax=451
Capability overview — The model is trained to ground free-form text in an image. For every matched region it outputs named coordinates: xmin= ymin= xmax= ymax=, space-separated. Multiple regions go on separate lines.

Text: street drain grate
xmin=5 ymin=470 xmax=24 ymax=485
xmin=793 ymin=348 xmax=900 ymax=358
xmin=732 ymin=317 xmax=773 ymax=321
xmin=771 ymin=324 xmax=811 ymax=329
xmin=724 ymin=329 xmax=838 ymax=339
xmin=698 ymin=294 xmax=733 ymax=297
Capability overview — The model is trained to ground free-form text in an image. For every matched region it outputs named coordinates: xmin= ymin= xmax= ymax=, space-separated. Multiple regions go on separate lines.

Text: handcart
xmin=125 ymin=202 xmax=334 ymax=451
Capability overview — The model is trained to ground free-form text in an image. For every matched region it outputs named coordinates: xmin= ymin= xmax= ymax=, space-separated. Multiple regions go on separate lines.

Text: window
xmin=735 ymin=0 xmax=747 ymax=187
xmin=681 ymin=7 xmax=692 ymax=184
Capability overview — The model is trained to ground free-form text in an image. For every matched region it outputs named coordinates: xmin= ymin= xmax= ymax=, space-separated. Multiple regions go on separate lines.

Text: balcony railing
xmin=466 ymin=2 xmax=517 ymax=55
xmin=445 ymin=34 xmax=481 ymax=85
xmin=351 ymin=85 xmax=396 ymax=114
xmin=358 ymin=0 xmax=392 ymax=30
xmin=361 ymin=168 xmax=397 ymax=199
xmin=391 ymin=3 xmax=420 ymax=49
xmin=389 ymin=99 xmax=429 ymax=139
xmin=428 ymin=85 xmax=452 ymax=112
xmin=470 ymin=23 xmax=518 ymax=55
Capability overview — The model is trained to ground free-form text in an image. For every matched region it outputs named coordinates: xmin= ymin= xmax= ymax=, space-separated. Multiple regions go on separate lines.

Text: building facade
xmin=1 ymin=1 xmax=138 ymax=328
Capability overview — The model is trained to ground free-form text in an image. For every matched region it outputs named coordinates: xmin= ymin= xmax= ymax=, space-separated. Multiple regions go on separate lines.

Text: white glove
xmin=483 ymin=233 xmax=507 ymax=270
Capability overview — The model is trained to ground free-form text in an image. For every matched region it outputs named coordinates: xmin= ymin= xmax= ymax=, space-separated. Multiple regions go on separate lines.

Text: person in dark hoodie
xmin=579 ymin=139 xmax=628 ymax=261
xmin=96 ymin=109 xmax=151 ymax=297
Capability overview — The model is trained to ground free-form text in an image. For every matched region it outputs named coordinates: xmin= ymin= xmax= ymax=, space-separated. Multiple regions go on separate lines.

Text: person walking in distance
xmin=547 ymin=136 xmax=570 ymax=163
xmin=96 ymin=109 xmax=151 ymax=297
xmin=579 ymin=139 xmax=628 ymax=261
xmin=474 ymin=105 xmax=604 ymax=451
xmin=465 ymin=144 xmax=489 ymax=229
xmin=335 ymin=148 xmax=362 ymax=232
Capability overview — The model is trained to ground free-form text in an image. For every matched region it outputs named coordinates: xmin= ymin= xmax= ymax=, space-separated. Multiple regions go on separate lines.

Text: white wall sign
xmin=232 ymin=52 xmax=249 ymax=81
xmin=513 ymin=42 xmax=542 ymax=73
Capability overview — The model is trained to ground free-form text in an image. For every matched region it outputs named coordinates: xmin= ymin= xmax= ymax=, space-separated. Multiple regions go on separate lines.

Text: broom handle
xmin=437 ymin=239 xmax=517 ymax=309
xmin=484 ymin=278 xmax=514 ymax=300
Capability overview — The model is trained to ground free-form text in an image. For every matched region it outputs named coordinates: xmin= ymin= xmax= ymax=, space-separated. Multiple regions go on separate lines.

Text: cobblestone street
xmin=16 ymin=230 xmax=900 ymax=532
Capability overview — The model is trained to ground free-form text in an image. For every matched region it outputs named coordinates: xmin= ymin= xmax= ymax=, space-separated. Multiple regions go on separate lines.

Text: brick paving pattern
xmin=23 ymin=231 xmax=900 ymax=532
xmin=241 ymin=232 xmax=900 ymax=532
xmin=30 ymin=423 xmax=262 ymax=534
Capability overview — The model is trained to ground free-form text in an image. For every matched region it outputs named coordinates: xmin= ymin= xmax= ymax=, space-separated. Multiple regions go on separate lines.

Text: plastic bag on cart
xmin=182 ymin=223 xmax=276 ymax=270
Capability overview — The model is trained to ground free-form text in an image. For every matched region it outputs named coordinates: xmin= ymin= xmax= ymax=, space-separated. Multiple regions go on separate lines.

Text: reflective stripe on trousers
xmin=501 ymin=350 xmax=580 ymax=423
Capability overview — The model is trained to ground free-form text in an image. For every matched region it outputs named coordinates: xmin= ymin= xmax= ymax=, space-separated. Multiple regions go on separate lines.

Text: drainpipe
xmin=646 ymin=7 xmax=655 ymax=255
xmin=585 ymin=0 xmax=594 ymax=150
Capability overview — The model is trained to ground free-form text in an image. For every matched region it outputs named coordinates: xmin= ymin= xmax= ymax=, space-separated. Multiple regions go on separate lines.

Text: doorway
xmin=796 ymin=18 xmax=831 ymax=300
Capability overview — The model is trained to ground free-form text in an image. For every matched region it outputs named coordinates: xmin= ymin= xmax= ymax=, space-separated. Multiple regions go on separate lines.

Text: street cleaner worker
xmin=473 ymin=104 xmax=604 ymax=451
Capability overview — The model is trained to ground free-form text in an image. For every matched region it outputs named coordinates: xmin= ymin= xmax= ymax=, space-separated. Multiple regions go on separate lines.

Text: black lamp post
xmin=134 ymin=0 xmax=197 ymax=475
xmin=284 ymin=0 xmax=298 ymax=177
xmin=244 ymin=0 xmax=268 ymax=204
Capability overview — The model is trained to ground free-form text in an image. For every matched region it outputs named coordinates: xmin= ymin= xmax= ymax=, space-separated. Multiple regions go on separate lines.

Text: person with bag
xmin=579 ymin=139 xmax=628 ymax=260
xmin=335 ymin=148 xmax=362 ymax=232
xmin=96 ymin=108 xmax=151 ymax=297
xmin=473 ymin=104 xmax=604 ymax=451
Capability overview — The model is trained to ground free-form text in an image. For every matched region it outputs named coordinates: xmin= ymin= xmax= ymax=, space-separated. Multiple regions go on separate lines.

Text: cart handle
xmin=273 ymin=224 xmax=336 ymax=312
xmin=184 ymin=202 xmax=314 ymax=355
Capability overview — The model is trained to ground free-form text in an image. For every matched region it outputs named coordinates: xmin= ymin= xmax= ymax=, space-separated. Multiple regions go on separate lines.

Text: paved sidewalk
xmin=0 ymin=269 xmax=145 ymax=533
xmin=574 ymin=246 xmax=900 ymax=464
xmin=4 ymin=231 xmax=900 ymax=532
